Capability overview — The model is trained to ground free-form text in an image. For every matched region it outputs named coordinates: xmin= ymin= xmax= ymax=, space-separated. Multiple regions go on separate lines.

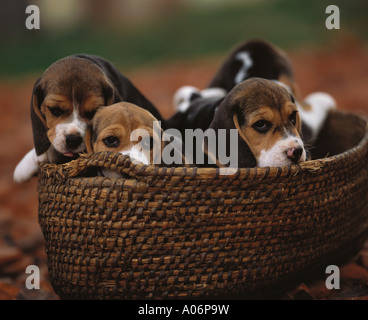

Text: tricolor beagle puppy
xmin=167 ymin=39 xmax=299 ymax=135
xmin=206 ymin=78 xmax=307 ymax=168
xmin=13 ymin=54 xmax=163 ymax=183
xmin=85 ymin=102 xmax=164 ymax=177
xmin=169 ymin=39 xmax=336 ymax=153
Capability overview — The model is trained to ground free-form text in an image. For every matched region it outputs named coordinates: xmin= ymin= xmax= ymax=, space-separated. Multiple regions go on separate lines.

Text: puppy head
xmin=31 ymin=56 xmax=117 ymax=158
xmin=85 ymin=102 xmax=163 ymax=166
xmin=209 ymin=78 xmax=306 ymax=168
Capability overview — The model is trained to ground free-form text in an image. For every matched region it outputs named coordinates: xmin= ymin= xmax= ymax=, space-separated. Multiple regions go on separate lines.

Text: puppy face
xmin=86 ymin=102 xmax=163 ymax=166
xmin=210 ymin=78 xmax=306 ymax=167
xmin=32 ymin=56 xmax=115 ymax=158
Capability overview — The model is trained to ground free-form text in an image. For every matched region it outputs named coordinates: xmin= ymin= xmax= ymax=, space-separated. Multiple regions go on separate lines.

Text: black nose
xmin=65 ymin=134 xmax=82 ymax=149
xmin=287 ymin=147 xmax=303 ymax=163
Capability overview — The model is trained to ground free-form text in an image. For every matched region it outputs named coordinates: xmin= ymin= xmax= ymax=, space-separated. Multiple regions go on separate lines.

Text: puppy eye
xmin=85 ymin=110 xmax=96 ymax=120
xmin=289 ymin=111 xmax=298 ymax=126
xmin=141 ymin=136 xmax=154 ymax=150
xmin=252 ymin=120 xmax=271 ymax=134
xmin=290 ymin=94 xmax=295 ymax=104
xmin=48 ymin=106 xmax=64 ymax=117
xmin=103 ymin=136 xmax=120 ymax=148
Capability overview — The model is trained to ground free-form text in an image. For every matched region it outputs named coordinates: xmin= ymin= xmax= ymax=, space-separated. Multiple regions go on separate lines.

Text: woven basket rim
xmin=40 ymin=115 xmax=368 ymax=181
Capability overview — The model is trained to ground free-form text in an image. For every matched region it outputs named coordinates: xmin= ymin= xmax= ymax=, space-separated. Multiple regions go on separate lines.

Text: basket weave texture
xmin=37 ymin=111 xmax=368 ymax=299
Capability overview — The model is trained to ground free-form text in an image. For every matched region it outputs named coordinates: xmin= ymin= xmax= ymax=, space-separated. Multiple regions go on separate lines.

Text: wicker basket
xmin=37 ymin=110 xmax=368 ymax=299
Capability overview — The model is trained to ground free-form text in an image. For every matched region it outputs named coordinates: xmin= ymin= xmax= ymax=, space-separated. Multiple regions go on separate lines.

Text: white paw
xmin=199 ymin=87 xmax=227 ymax=99
xmin=13 ymin=148 xmax=47 ymax=183
xmin=173 ymin=86 xmax=226 ymax=113
xmin=173 ymin=86 xmax=201 ymax=113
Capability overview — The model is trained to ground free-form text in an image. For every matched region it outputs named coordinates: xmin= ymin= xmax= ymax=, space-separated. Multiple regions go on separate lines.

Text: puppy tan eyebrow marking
xmin=246 ymin=106 xmax=276 ymax=126
xmin=47 ymin=100 xmax=64 ymax=104
xmin=44 ymin=94 xmax=68 ymax=103
xmin=281 ymin=103 xmax=298 ymax=122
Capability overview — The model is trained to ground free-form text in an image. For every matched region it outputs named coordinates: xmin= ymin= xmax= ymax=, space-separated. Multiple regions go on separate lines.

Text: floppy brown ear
xmin=30 ymin=78 xmax=51 ymax=156
xmin=233 ymin=113 xmax=254 ymax=156
xmin=84 ymin=124 xmax=94 ymax=154
xmin=209 ymin=104 xmax=257 ymax=168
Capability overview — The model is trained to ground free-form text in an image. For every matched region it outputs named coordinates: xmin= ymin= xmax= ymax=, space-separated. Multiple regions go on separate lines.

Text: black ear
xmin=208 ymin=103 xmax=257 ymax=168
xmin=30 ymin=78 xmax=51 ymax=156
xmin=119 ymin=76 xmax=164 ymax=125
xmin=74 ymin=54 xmax=163 ymax=123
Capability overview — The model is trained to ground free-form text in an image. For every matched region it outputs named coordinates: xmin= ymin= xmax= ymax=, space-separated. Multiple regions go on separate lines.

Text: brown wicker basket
xmin=37 ymin=110 xmax=368 ymax=299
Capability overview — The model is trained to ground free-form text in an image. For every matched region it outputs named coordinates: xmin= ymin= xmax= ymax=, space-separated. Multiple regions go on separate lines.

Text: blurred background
xmin=0 ymin=0 xmax=368 ymax=299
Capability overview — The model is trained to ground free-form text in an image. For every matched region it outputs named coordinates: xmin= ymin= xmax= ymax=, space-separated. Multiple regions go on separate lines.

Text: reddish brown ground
xmin=1 ymin=39 xmax=368 ymax=299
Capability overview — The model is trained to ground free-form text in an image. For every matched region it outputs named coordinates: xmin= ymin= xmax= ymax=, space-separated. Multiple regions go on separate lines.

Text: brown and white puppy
xmin=206 ymin=78 xmax=306 ymax=168
xmin=85 ymin=102 xmax=164 ymax=177
xmin=14 ymin=54 xmax=163 ymax=183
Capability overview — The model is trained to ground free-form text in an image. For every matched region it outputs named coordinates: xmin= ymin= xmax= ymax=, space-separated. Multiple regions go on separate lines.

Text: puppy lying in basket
xmin=13 ymin=54 xmax=164 ymax=183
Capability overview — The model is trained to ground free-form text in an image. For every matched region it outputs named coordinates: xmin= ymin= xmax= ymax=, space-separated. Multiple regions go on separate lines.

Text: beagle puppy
xmin=85 ymin=102 xmax=164 ymax=177
xmin=167 ymin=39 xmax=298 ymax=135
xmin=207 ymin=38 xmax=336 ymax=135
xmin=206 ymin=78 xmax=307 ymax=168
xmin=168 ymin=39 xmax=336 ymax=153
xmin=14 ymin=54 xmax=163 ymax=183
